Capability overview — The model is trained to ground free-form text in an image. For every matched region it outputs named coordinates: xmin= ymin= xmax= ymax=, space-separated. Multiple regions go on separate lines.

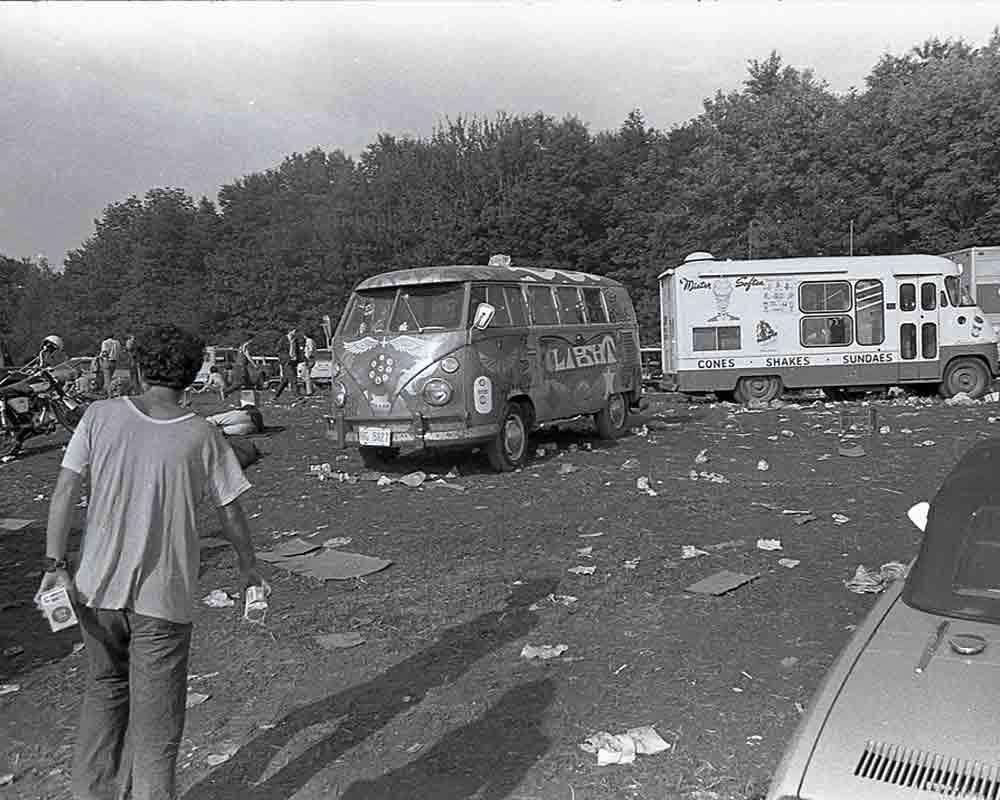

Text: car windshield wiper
xmin=400 ymin=294 xmax=425 ymax=333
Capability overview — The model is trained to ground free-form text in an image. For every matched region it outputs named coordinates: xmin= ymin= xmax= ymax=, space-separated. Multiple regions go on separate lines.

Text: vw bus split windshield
xmin=340 ymin=283 xmax=467 ymax=338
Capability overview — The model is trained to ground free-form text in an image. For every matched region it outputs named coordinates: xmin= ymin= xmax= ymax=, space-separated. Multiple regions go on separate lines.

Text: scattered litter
xmin=831 ymin=513 xmax=850 ymax=525
xmin=205 ymin=744 xmax=240 ymax=767
xmin=704 ymin=539 xmax=745 ymax=551
xmin=0 ymin=684 xmax=20 ymax=696
xmin=568 ymin=565 xmax=597 ymax=575
xmin=33 ymin=494 xmax=44 ymax=502
xmin=620 ymin=458 xmax=640 ymax=470
xmin=685 ymin=570 xmax=759 ymax=596
xmin=433 ymin=479 xmax=466 ymax=491
xmin=838 ymin=443 xmax=866 ymax=458
xmin=681 ymin=545 xmax=709 ymax=559
xmin=576 ymin=546 xmax=594 ymax=557
xmin=777 ymin=558 xmax=800 ymax=568
xmin=757 ymin=459 xmax=770 ymax=471
xmin=185 ymin=691 xmax=211 ymax=709
xmin=405 ymin=742 xmax=423 ymax=754
xmin=782 ymin=509 xmax=812 ymax=515
xmin=750 ymin=502 xmax=778 ymax=511
xmin=879 ymin=425 xmax=891 ymax=435
xmin=535 ymin=447 xmax=547 ymax=458
xmin=945 ymin=392 xmax=978 ymax=407
xmin=0 ymin=774 xmax=12 ymax=787
xmin=579 ymin=531 xmax=605 ymax=538
xmin=780 ymin=656 xmax=799 ymax=668
xmin=398 ymin=471 xmax=427 ymax=488
xmin=2 ymin=645 xmax=24 ymax=657
xmin=631 ymin=424 xmax=649 ymax=437
xmin=845 ymin=561 xmax=909 ymax=594
xmin=756 ymin=538 xmax=782 ymax=551
xmin=521 ymin=643 xmax=568 ymax=660
xmin=780 ymin=429 xmax=795 ymax=438
xmin=315 ymin=632 xmax=366 ymax=650
xmin=558 ymin=463 xmax=578 ymax=476
xmin=376 ymin=475 xmax=394 ymax=487
xmin=202 ymin=590 xmax=235 ymax=608
xmin=989 ymin=417 xmax=999 ymax=424
xmin=579 ymin=726 xmax=670 ymax=765
xmin=793 ymin=514 xmax=817 ymax=526
xmin=690 ymin=471 xmax=730 ymax=484
xmin=322 ymin=537 xmax=353 ymax=549
xmin=72 ymin=642 xmax=85 ymax=654
xmin=694 ymin=449 xmax=710 ymax=464
xmin=914 ymin=440 xmax=936 ymax=447
xmin=623 ymin=558 xmax=640 ymax=570
xmin=636 ymin=476 xmax=658 ymax=496
xmin=529 ymin=593 xmax=579 ymax=611
xmin=0 ymin=518 xmax=35 ymax=532
xmin=188 ymin=671 xmax=219 ymax=680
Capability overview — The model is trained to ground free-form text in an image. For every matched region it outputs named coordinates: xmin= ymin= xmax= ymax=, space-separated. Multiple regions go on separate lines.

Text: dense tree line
xmin=2 ymin=34 xmax=999 ymax=360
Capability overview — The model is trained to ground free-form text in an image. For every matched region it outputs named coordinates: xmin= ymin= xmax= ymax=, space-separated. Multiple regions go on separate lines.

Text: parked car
xmin=767 ymin=437 xmax=1000 ymax=800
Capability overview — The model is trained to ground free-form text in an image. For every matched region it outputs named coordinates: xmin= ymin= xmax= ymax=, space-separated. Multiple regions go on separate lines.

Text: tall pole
xmin=849 ymin=219 xmax=854 ymax=256
xmin=748 ymin=220 xmax=754 ymax=260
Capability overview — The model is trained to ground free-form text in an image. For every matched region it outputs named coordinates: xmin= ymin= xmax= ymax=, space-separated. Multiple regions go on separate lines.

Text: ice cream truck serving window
xmin=658 ymin=252 xmax=999 ymax=403
xmin=329 ymin=261 xmax=643 ymax=472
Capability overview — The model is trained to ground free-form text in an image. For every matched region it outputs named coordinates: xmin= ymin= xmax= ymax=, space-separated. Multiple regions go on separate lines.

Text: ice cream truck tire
xmin=485 ymin=402 xmax=529 ymax=472
xmin=939 ymin=357 xmax=991 ymax=399
xmin=734 ymin=375 xmax=782 ymax=404
xmin=359 ymin=446 xmax=400 ymax=469
xmin=594 ymin=392 xmax=629 ymax=439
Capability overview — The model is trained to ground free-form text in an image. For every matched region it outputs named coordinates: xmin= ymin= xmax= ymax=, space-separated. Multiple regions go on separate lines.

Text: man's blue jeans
xmin=72 ymin=606 xmax=192 ymax=800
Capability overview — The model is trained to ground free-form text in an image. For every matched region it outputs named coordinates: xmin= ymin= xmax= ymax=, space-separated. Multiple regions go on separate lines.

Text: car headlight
xmin=423 ymin=378 xmax=453 ymax=406
xmin=333 ymin=380 xmax=347 ymax=407
xmin=332 ymin=362 xmax=342 ymax=377
xmin=440 ymin=356 xmax=460 ymax=374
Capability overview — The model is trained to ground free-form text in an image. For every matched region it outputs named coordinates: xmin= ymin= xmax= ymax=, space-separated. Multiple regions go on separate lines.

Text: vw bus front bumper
xmin=326 ymin=412 xmax=499 ymax=450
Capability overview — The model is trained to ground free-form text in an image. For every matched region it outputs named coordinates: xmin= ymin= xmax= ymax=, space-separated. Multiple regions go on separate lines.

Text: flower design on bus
xmin=368 ymin=354 xmax=395 ymax=386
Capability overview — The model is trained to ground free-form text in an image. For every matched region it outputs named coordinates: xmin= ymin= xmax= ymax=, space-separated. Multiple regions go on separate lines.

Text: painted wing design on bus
xmin=388 ymin=335 xmax=431 ymax=358
xmin=343 ymin=337 xmax=379 ymax=355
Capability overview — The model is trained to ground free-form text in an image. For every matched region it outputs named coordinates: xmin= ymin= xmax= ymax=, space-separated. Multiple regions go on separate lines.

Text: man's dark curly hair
xmin=134 ymin=325 xmax=205 ymax=390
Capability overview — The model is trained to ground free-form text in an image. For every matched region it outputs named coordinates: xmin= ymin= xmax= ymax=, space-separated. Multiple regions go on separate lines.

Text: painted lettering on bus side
xmin=842 ymin=353 xmax=893 ymax=364
xmin=696 ymin=358 xmax=736 ymax=369
xmin=544 ymin=334 xmax=618 ymax=373
xmin=680 ymin=277 xmax=711 ymax=291
xmin=764 ymin=356 xmax=811 ymax=367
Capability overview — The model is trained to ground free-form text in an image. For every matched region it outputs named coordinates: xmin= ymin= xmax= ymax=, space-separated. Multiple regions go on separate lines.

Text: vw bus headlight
xmin=423 ymin=378 xmax=453 ymax=406
xmin=333 ymin=380 xmax=347 ymax=408
xmin=440 ymin=356 xmax=460 ymax=374
xmin=332 ymin=362 xmax=342 ymax=378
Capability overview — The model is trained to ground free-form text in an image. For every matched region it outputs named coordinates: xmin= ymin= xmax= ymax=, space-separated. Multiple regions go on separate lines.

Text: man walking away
xmin=98 ymin=334 xmax=122 ymax=398
xmin=35 ymin=324 xmax=268 ymax=800
xmin=124 ymin=334 xmax=140 ymax=395
xmin=273 ymin=328 xmax=301 ymax=400
xmin=302 ymin=331 xmax=317 ymax=396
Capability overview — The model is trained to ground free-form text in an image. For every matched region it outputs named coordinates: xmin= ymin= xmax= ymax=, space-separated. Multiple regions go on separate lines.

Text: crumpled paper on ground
xmin=579 ymin=725 xmax=670 ymax=765
xmin=202 ymin=590 xmax=235 ymax=608
xmin=845 ymin=561 xmax=909 ymax=594
xmin=521 ymin=643 xmax=568 ymax=660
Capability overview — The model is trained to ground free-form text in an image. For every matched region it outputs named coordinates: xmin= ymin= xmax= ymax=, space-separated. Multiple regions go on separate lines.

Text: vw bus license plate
xmin=359 ymin=427 xmax=392 ymax=447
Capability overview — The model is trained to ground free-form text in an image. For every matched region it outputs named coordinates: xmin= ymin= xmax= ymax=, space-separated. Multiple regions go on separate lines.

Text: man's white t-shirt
xmin=62 ymin=397 xmax=251 ymax=623
xmin=100 ymin=338 xmax=122 ymax=361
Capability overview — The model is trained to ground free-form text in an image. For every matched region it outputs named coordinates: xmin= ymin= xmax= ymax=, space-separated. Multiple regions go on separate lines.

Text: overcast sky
xmin=2 ymin=1 xmax=998 ymax=266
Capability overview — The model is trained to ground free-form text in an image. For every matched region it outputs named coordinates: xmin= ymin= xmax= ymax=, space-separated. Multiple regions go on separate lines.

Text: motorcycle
xmin=0 ymin=366 xmax=90 ymax=458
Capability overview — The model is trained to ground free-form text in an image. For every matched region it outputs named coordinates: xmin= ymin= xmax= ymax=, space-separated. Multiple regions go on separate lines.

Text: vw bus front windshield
xmin=340 ymin=283 xmax=467 ymax=338
xmin=945 ymin=275 xmax=976 ymax=307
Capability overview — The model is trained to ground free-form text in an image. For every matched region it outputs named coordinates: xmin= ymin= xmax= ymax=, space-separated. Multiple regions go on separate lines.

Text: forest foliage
xmin=3 ymin=34 xmax=1000 ymax=360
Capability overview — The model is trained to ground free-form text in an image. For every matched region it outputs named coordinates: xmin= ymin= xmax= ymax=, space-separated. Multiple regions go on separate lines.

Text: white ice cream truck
xmin=657 ymin=252 xmax=999 ymax=402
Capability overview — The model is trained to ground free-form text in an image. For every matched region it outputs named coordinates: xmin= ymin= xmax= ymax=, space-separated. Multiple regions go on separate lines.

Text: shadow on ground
xmin=182 ymin=576 xmax=559 ymax=800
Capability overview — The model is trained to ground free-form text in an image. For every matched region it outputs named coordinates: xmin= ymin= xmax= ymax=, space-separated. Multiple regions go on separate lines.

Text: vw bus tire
xmin=734 ymin=375 xmax=782 ymax=405
xmin=486 ymin=402 xmax=529 ymax=472
xmin=940 ymin=357 xmax=991 ymax=399
xmin=595 ymin=392 xmax=629 ymax=439
xmin=359 ymin=446 xmax=400 ymax=469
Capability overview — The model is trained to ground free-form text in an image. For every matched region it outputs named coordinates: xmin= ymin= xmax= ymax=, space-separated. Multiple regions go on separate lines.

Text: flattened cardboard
xmin=257 ymin=537 xmax=324 ymax=562
xmin=685 ymin=570 xmax=759 ymax=596
xmin=0 ymin=518 xmax=35 ymax=532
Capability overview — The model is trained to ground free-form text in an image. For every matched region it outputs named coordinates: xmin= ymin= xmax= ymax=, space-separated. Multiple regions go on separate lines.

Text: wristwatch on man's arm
xmin=42 ymin=556 xmax=69 ymax=572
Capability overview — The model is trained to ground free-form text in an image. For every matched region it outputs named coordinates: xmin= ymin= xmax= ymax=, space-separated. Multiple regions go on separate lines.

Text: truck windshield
xmin=340 ymin=283 xmax=466 ymax=338
xmin=945 ymin=276 xmax=976 ymax=307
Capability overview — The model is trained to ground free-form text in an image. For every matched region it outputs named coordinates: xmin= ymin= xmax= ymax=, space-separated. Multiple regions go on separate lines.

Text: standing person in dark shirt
xmin=273 ymin=328 xmax=302 ymax=400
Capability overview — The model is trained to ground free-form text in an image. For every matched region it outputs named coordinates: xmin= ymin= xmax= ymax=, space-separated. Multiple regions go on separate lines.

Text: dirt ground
xmin=1 ymin=389 xmax=995 ymax=800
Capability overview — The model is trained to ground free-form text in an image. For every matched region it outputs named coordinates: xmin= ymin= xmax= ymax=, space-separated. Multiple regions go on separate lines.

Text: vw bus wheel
xmin=595 ymin=392 xmax=629 ymax=439
xmin=735 ymin=375 xmax=782 ymax=405
xmin=486 ymin=402 xmax=528 ymax=472
xmin=940 ymin=357 xmax=991 ymax=399
xmin=360 ymin=446 xmax=399 ymax=469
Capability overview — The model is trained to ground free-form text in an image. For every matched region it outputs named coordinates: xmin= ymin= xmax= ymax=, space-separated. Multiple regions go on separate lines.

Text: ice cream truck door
xmin=896 ymin=275 xmax=941 ymax=382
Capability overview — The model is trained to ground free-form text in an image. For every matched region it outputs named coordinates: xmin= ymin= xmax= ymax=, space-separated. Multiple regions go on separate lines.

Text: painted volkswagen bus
xmin=658 ymin=252 xmax=999 ymax=402
xmin=327 ymin=261 xmax=642 ymax=470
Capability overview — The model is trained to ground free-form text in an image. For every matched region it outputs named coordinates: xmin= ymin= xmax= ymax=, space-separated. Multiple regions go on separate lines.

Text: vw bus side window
xmin=801 ymin=316 xmax=853 ymax=347
xmin=391 ymin=283 xmax=465 ymax=332
xmin=799 ymin=281 xmax=851 ymax=313
xmin=854 ymin=280 xmax=885 ymax=346
xmin=469 ymin=284 xmax=527 ymax=328
xmin=583 ymin=287 xmax=608 ymax=324
xmin=899 ymin=283 xmax=916 ymax=312
xmin=556 ymin=287 xmax=585 ymax=324
xmin=505 ymin=286 xmax=528 ymax=326
xmin=342 ymin=289 xmax=395 ymax=338
xmin=693 ymin=326 xmax=741 ymax=351
xmin=526 ymin=286 xmax=559 ymax=325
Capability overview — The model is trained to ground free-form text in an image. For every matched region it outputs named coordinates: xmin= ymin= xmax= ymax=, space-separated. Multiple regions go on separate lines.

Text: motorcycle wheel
xmin=52 ymin=397 xmax=87 ymax=433
xmin=0 ymin=427 xmax=21 ymax=458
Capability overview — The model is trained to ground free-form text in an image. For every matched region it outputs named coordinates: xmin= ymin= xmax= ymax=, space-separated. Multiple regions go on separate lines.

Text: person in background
xmin=273 ymin=327 xmax=302 ymax=400
xmin=0 ymin=336 xmax=12 ymax=369
xmin=302 ymin=330 xmax=317 ymax=396
xmin=34 ymin=324 xmax=267 ymax=800
xmin=196 ymin=366 xmax=228 ymax=400
xmin=124 ymin=334 xmax=140 ymax=395
xmin=98 ymin=334 xmax=122 ymax=398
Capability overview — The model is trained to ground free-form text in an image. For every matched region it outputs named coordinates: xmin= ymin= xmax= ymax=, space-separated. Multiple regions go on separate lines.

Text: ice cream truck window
xmin=855 ymin=279 xmax=885 ymax=345
xmin=921 ymin=282 xmax=937 ymax=310
xmin=799 ymin=281 xmax=851 ymax=313
xmin=802 ymin=316 xmax=853 ymax=347
xmin=693 ymin=326 xmax=741 ymax=351
xmin=945 ymin=275 xmax=976 ymax=307
xmin=900 ymin=283 xmax=917 ymax=311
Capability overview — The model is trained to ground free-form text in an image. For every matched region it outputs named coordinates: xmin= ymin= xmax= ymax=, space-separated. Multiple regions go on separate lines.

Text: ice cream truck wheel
xmin=939 ymin=356 xmax=991 ymax=399
xmin=485 ymin=400 xmax=531 ymax=472
xmin=734 ymin=375 xmax=783 ymax=404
